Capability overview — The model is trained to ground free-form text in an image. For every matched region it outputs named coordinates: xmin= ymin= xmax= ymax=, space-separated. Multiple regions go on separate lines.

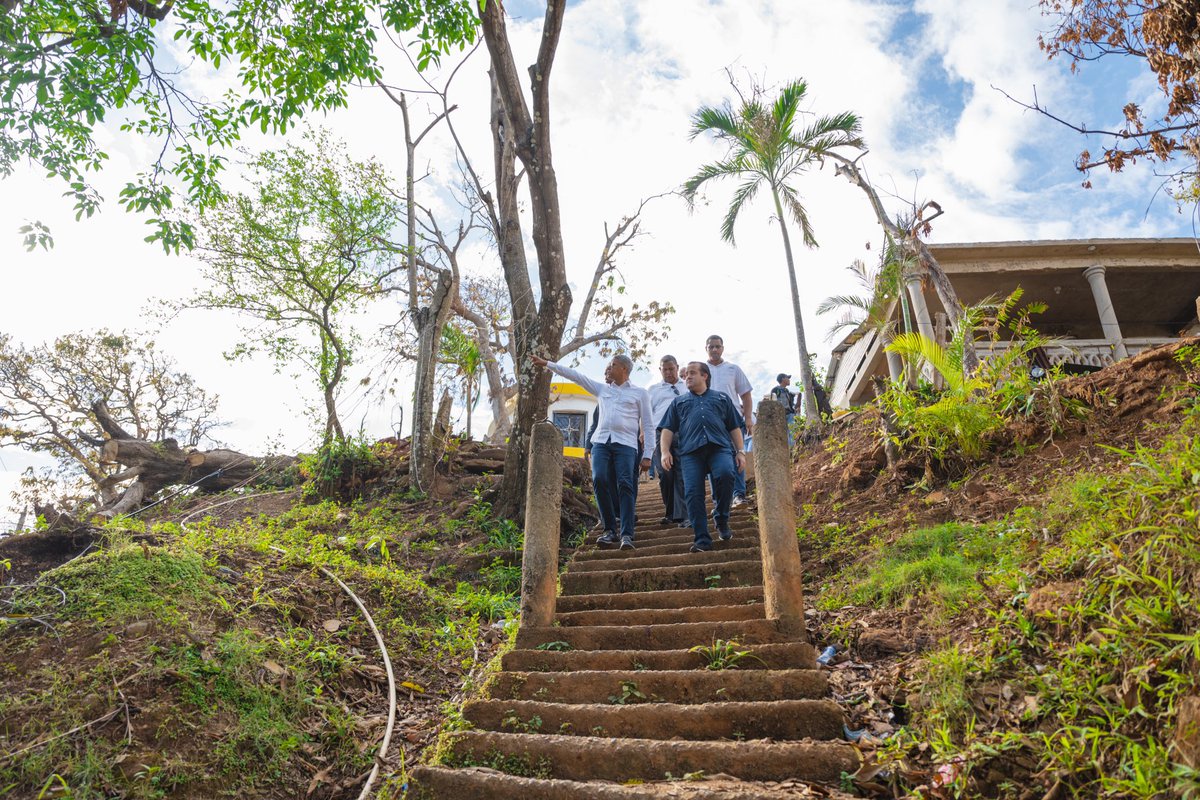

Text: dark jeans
xmin=710 ymin=429 xmax=746 ymax=500
xmin=591 ymin=440 xmax=638 ymax=539
xmin=681 ymin=444 xmax=736 ymax=548
xmin=653 ymin=432 xmax=686 ymax=521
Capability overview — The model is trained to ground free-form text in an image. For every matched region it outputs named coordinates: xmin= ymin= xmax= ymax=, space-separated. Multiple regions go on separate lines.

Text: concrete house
xmin=826 ymin=238 xmax=1200 ymax=407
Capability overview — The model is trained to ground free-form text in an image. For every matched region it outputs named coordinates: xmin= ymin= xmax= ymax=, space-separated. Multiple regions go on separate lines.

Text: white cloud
xmin=2 ymin=0 xmax=1193 ymax=517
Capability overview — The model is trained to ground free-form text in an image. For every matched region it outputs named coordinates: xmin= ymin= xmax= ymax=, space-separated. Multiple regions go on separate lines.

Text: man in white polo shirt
xmin=532 ymin=353 xmax=653 ymax=550
xmin=705 ymin=334 xmax=752 ymax=505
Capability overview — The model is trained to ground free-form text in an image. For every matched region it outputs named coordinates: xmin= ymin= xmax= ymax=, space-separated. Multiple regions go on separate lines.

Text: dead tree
xmin=827 ymin=152 xmax=979 ymax=375
xmin=92 ymin=401 xmax=295 ymax=517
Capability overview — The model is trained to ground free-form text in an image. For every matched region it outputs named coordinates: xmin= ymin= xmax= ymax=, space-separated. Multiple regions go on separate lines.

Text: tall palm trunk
xmin=772 ymin=187 xmax=821 ymax=428
xmin=465 ymin=377 xmax=473 ymax=440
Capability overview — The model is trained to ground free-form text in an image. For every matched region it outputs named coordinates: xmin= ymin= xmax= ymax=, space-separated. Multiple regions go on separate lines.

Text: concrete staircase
xmin=409 ymin=490 xmax=858 ymax=798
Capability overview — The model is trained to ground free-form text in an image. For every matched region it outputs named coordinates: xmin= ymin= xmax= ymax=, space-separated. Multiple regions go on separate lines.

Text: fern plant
xmin=880 ymin=289 xmax=1067 ymax=466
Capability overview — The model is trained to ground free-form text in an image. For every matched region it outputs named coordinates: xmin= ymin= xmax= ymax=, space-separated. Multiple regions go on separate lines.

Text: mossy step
xmin=408 ymin=765 xmax=839 ymax=799
xmin=568 ymin=547 xmax=762 ymax=573
xmin=464 ymin=698 xmax=843 ymax=741
xmin=437 ymin=730 xmax=859 ymax=784
xmin=485 ymin=669 xmax=827 ymax=705
xmin=502 ymin=642 xmax=816 ymax=673
xmin=555 ymin=602 xmax=763 ymax=628
xmin=573 ymin=536 xmax=758 ymax=562
xmin=556 ymin=586 xmax=763 ymax=613
xmin=515 ymin=619 xmax=798 ymax=652
xmin=626 ymin=520 xmax=758 ymax=540
xmin=560 ymin=558 xmax=762 ymax=596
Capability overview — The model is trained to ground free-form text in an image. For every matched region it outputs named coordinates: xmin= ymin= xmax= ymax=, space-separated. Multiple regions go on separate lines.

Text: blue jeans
xmin=681 ymin=444 xmax=736 ymax=548
xmin=785 ymin=412 xmax=796 ymax=448
xmin=591 ymin=441 xmax=638 ymax=540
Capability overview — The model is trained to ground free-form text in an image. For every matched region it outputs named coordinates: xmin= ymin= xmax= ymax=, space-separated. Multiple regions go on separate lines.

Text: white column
xmin=904 ymin=273 xmax=937 ymax=381
xmin=904 ymin=274 xmax=936 ymax=341
xmin=1082 ymin=265 xmax=1129 ymax=360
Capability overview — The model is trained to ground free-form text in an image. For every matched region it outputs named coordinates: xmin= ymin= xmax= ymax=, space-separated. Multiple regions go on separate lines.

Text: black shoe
xmin=689 ymin=542 xmax=713 ymax=553
xmin=658 ymin=516 xmax=673 ymax=525
xmin=677 ymin=520 xmax=691 ymax=529
xmin=620 ymin=536 xmax=635 ymax=550
xmin=718 ymin=527 xmax=734 ymax=541
xmin=596 ymin=532 xmax=619 ymax=547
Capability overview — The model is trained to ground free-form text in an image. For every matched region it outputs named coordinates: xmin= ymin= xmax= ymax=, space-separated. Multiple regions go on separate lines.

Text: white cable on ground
xmin=180 ymin=493 xmax=398 ymax=800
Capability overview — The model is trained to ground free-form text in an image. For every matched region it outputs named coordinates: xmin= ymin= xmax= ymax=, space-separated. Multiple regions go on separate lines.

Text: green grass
xmin=818 ymin=522 xmax=1029 ymax=614
xmin=0 ymin=488 xmax=523 ymax=798
xmin=868 ymin=406 xmax=1200 ymax=799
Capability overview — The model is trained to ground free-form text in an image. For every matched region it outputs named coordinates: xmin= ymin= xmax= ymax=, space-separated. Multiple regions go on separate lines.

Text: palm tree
xmin=684 ymin=78 xmax=864 ymax=427
xmin=439 ymin=324 xmax=483 ymax=440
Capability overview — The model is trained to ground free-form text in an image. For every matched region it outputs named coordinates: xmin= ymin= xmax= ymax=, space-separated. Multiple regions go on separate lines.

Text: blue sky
xmin=0 ymin=0 xmax=1194 ymax=515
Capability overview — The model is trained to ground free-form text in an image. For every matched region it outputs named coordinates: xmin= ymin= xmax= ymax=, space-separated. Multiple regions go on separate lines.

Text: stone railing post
xmin=753 ymin=400 xmax=807 ymax=637
xmin=519 ymin=422 xmax=563 ymax=630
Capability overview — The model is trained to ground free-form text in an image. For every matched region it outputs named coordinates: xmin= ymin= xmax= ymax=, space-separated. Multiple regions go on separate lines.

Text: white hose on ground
xmin=181 ymin=492 xmax=398 ymax=800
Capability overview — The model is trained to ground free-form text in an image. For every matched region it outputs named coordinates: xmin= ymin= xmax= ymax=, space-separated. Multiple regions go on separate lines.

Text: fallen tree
xmin=92 ymin=401 xmax=295 ymax=517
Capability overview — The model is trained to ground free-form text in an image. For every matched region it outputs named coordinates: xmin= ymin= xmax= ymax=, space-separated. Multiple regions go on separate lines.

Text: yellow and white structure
xmin=548 ymin=381 xmax=598 ymax=458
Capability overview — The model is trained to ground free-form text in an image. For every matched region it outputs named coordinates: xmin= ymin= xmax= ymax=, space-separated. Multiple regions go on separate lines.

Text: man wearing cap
xmin=772 ymin=373 xmax=797 ymax=447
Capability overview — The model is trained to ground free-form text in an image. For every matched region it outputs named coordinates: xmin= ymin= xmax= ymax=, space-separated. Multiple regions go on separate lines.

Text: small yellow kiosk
xmin=547 ymin=381 xmax=598 ymax=458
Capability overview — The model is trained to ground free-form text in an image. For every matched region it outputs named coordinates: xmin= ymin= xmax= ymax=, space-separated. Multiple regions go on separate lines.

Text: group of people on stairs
xmin=531 ymin=333 xmax=761 ymax=554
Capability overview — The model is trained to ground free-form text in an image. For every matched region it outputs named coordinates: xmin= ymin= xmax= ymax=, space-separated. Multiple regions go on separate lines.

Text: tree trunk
xmin=772 ymin=187 xmax=821 ymax=428
xmin=829 ymin=153 xmax=979 ymax=376
xmin=465 ymin=377 xmax=473 ymax=440
xmin=477 ymin=0 xmax=574 ymax=519
xmin=91 ymin=401 xmax=295 ymax=517
xmin=453 ymin=296 xmax=511 ymax=441
xmin=412 ymin=267 xmax=457 ymax=489
xmin=323 ymin=379 xmax=343 ymax=443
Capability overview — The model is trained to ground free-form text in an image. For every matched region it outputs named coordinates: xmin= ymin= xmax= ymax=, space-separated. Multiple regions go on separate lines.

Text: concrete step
xmin=408 ymin=767 xmax=838 ymax=799
xmin=574 ymin=536 xmax=758 ymax=562
xmin=438 ymin=731 xmax=859 ymax=784
xmin=515 ymin=619 xmax=799 ymax=652
xmin=560 ymin=558 xmax=763 ymax=595
xmin=557 ymin=586 xmax=763 ymax=613
xmin=485 ymin=669 xmax=828 ymax=705
xmin=568 ymin=547 xmax=763 ymax=573
xmin=464 ymin=698 xmax=844 ymax=741
xmin=628 ymin=519 xmax=758 ymax=539
xmin=555 ymin=603 xmax=763 ymax=628
xmin=502 ymin=642 xmax=817 ymax=673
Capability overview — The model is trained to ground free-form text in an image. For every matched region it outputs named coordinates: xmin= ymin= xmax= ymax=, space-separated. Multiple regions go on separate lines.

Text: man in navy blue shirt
xmin=659 ymin=361 xmax=747 ymax=552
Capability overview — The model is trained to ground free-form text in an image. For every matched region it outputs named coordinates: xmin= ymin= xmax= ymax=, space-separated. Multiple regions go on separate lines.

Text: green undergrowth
xmin=0 ymin=492 xmax=520 ymax=798
xmin=815 ymin=521 xmax=1030 ymax=618
xmin=825 ymin=405 xmax=1200 ymax=798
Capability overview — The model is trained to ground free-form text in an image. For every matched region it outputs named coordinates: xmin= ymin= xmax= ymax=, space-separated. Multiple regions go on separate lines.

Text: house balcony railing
xmin=975 ymin=337 xmax=1173 ymax=368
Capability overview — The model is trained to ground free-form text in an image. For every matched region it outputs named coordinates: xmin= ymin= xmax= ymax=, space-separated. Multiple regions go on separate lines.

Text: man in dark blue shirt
xmin=659 ymin=361 xmax=747 ymax=552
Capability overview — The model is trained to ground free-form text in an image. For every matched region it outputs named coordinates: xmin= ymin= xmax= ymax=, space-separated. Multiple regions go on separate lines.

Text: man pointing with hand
xmin=531 ymin=353 xmax=653 ymax=551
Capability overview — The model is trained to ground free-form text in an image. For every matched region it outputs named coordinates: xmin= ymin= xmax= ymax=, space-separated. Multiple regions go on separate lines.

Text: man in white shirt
xmin=705 ymin=334 xmax=752 ymax=505
xmin=532 ymin=353 xmax=653 ymax=550
xmin=647 ymin=355 xmax=687 ymax=526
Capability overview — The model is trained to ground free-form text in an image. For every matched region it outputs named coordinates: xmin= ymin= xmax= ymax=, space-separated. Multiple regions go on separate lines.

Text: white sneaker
xmin=731 ymin=494 xmax=746 ymax=508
